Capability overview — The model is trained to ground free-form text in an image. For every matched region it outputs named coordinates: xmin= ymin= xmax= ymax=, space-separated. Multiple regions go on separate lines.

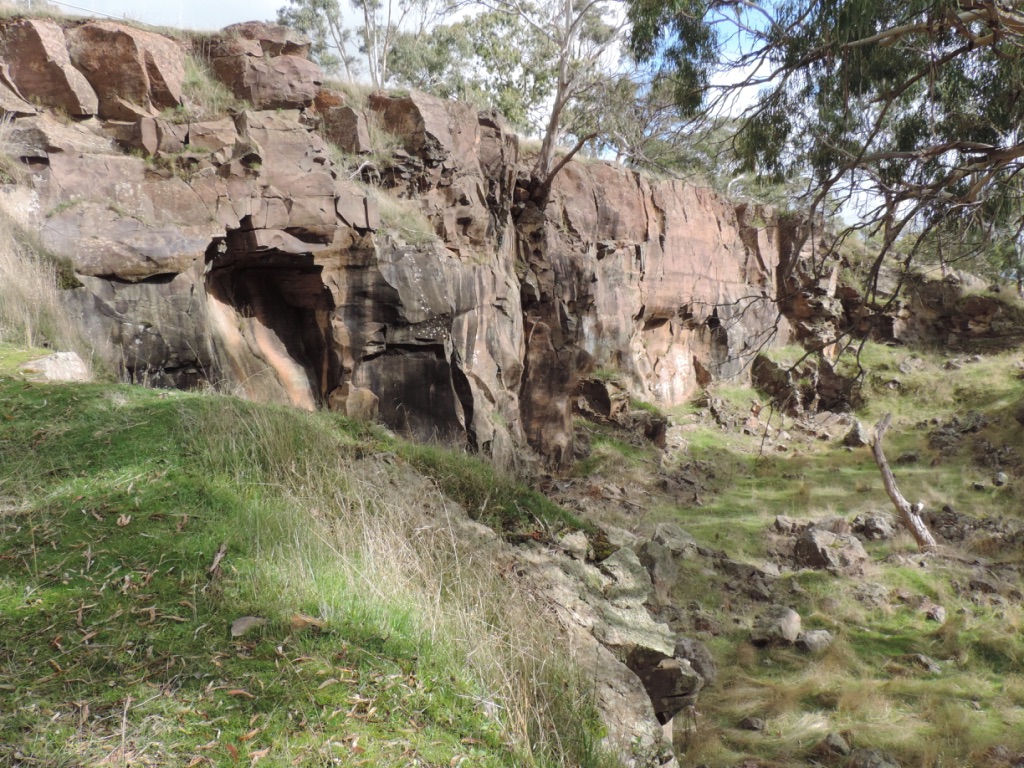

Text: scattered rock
xmin=796 ymin=629 xmax=834 ymax=654
xmin=17 ymin=351 xmax=91 ymax=382
xmin=674 ymin=637 xmax=717 ymax=687
xmin=793 ymin=528 xmax=869 ymax=573
xmin=328 ymin=384 xmax=379 ymax=421
xmin=969 ymin=577 xmax=1001 ymax=595
xmin=994 ymin=471 xmax=1008 ymax=487
xmin=853 ymin=582 xmax=890 ymax=606
xmin=842 ymin=420 xmax=871 ymax=447
xmin=626 ymin=647 xmax=703 ymax=725
xmin=923 ymin=602 xmax=947 ymax=623
xmin=739 ymin=716 xmax=766 ymax=731
xmin=558 ymin=530 xmax=591 ymax=560
xmin=901 ymin=653 xmax=941 ymax=674
xmin=230 ymin=615 xmax=267 ymax=637
xmin=852 ymin=513 xmax=895 ymax=541
xmin=751 ymin=605 xmax=802 ymax=646
xmin=637 ymin=539 xmax=678 ymax=601
xmin=773 ymin=515 xmax=800 ymax=534
xmin=895 ymin=451 xmax=920 ymax=465
xmin=651 ymin=522 xmax=698 ymax=557
xmin=821 ymin=731 xmax=851 ymax=756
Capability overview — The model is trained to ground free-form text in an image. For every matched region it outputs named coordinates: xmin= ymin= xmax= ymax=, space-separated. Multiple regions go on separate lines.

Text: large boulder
xmin=66 ymin=22 xmax=185 ymax=120
xmin=221 ymin=21 xmax=311 ymax=58
xmin=209 ymin=33 xmax=321 ymax=110
xmin=17 ymin=352 xmax=91 ymax=382
xmin=0 ymin=19 xmax=98 ymax=116
xmin=316 ymin=91 xmax=372 ymax=154
xmin=794 ymin=527 xmax=869 ymax=573
xmin=752 ymin=605 xmax=802 ymax=646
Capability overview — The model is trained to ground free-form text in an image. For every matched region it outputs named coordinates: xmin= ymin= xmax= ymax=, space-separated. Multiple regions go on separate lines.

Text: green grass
xmin=397 ymin=441 xmax=592 ymax=535
xmin=645 ymin=340 xmax=1024 ymax=767
xmin=0 ymin=367 xmax=611 ymax=766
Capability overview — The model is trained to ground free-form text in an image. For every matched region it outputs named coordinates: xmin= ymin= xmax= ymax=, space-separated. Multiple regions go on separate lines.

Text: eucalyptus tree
xmin=388 ymin=10 xmax=559 ymax=134
xmin=628 ymin=0 xmax=1024 ymax=297
xmin=277 ymin=0 xmax=454 ymax=87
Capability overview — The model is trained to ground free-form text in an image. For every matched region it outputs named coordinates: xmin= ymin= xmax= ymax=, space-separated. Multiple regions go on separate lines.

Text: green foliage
xmin=626 ymin=0 xmax=716 ymax=115
xmin=628 ymin=0 xmax=1024 ymax=290
xmin=278 ymin=0 xmax=454 ymax=87
xmin=388 ymin=10 xmax=558 ymax=133
xmin=396 ymin=440 xmax=590 ymax=534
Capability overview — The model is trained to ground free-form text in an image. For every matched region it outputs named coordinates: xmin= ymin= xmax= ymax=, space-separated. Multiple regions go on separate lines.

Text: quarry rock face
xmin=0 ymin=19 xmax=794 ymax=466
xmin=515 ymin=163 xmax=789 ymax=463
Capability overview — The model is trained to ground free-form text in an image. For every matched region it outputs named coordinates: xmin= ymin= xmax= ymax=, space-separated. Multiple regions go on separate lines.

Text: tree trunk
xmin=872 ymin=413 xmax=938 ymax=552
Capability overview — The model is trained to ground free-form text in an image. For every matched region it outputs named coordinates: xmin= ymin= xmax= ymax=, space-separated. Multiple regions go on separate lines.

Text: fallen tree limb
xmin=872 ymin=413 xmax=938 ymax=552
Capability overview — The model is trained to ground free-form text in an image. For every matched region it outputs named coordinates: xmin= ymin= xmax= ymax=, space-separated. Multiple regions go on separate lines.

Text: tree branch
xmin=872 ymin=413 xmax=938 ymax=553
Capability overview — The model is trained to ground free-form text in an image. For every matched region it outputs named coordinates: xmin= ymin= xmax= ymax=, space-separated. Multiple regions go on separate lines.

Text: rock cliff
xmin=0 ymin=17 xmax=795 ymax=471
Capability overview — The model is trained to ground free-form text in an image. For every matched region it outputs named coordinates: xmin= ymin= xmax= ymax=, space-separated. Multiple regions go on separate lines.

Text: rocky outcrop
xmin=0 ymin=19 xmax=794 ymax=470
xmin=514 ymin=162 xmax=789 ymax=463
xmin=0 ymin=19 xmax=98 ymax=116
xmin=892 ymin=272 xmax=1024 ymax=350
xmin=66 ymin=22 xmax=186 ymax=120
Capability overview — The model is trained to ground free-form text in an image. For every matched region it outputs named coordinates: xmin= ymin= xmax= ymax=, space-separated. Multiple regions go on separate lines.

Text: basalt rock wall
xmin=0 ymin=17 xmax=792 ymax=469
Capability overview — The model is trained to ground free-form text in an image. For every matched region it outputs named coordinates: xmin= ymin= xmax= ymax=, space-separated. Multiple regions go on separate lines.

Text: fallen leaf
xmin=226 ymin=689 xmax=255 ymax=699
xmin=317 ymin=678 xmax=340 ymax=690
xmin=116 ymin=514 xmax=131 ymax=527
xmin=249 ymin=747 xmax=270 ymax=764
xmin=230 ymin=616 xmax=267 ymax=638
xmin=225 ymin=743 xmax=239 ymax=759
xmin=239 ymin=727 xmax=262 ymax=742
xmin=208 ymin=543 xmax=227 ymax=578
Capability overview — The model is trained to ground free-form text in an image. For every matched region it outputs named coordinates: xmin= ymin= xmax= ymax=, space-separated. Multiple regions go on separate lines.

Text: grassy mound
xmin=0 ymin=356 xmax=609 ymax=767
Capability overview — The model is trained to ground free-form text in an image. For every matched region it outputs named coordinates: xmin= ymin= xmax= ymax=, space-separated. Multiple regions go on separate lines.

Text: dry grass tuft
xmin=186 ymin=399 xmax=609 ymax=766
xmin=0 ymin=204 xmax=88 ymax=356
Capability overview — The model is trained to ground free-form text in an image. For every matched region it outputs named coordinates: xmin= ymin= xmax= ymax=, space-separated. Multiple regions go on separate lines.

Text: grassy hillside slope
xmin=567 ymin=344 xmax=1024 ymax=768
xmin=0 ymin=355 xmax=611 ymax=767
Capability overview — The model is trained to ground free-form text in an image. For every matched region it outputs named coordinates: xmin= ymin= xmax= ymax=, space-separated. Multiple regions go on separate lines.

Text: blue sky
xmin=46 ymin=0 xmax=285 ymax=30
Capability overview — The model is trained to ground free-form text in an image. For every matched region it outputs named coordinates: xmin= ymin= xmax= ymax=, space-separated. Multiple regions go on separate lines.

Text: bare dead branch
xmin=872 ymin=414 xmax=938 ymax=553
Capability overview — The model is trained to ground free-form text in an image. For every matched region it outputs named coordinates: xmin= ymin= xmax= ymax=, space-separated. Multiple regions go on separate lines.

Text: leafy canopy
xmin=629 ymin=0 xmax=1024 ymax=291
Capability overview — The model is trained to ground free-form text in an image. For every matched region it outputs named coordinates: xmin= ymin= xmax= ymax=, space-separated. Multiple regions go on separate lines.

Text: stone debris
xmin=17 ymin=352 xmax=91 ymax=382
